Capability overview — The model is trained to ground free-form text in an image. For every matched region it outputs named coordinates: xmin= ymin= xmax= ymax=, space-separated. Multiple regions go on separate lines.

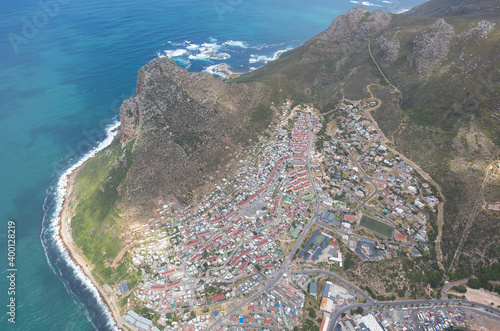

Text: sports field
xmin=359 ymin=215 xmax=395 ymax=238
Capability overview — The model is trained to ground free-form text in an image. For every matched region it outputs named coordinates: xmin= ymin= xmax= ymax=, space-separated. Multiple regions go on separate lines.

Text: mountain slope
xmin=71 ymin=2 xmax=500 ymax=287
xmin=407 ymin=0 xmax=500 ymax=18
xmin=70 ymin=58 xmax=274 ymax=278
xmin=237 ymin=4 xmax=500 ymax=276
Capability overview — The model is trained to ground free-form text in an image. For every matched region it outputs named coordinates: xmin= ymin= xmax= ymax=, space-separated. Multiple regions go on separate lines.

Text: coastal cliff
xmin=68 ymin=57 xmax=274 ymax=280
xmin=116 ymin=58 xmax=272 ymax=207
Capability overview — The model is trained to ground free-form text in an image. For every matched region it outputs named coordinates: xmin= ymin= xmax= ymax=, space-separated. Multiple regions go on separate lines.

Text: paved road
xmin=207 ymin=114 xmax=320 ymax=331
xmin=289 ymin=268 xmax=374 ymax=303
xmin=327 ymin=299 xmax=500 ymax=331
xmin=440 ymin=278 xmax=470 ymax=299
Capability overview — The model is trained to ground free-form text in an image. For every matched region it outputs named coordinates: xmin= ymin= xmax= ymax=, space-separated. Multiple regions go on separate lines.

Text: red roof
xmin=231 ymin=256 xmax=240 ymax=265
xmin=161 ymin=269 xmax=175 ymax=276
xmin=256 ymin=254 xmax=268 ymax=260
xmin=240 ymin=260 xmax=248 ymax=271
xmin=344 ymin=214 xmax=357 ymax=222
xmin=151 ymin=286 xmax=165 ymax=290
xmin=186 ymin=240 xmax=199 ymax=247
xmin=190 ymin=254 xmax=201 ymax=262
xmin=394 ymin=230 xmax=407 ymax=241
xmin=167 ymin=280 xmax=181 ymax=288
xmin=257 ymin=240 xmax=268 ymax=247
xmin=212 ymin=294 xmax=225 ymax=302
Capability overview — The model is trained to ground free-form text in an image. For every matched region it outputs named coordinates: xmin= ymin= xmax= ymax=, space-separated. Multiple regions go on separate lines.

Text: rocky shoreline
xmin=58 ymin=160 xmax=123 ymax=330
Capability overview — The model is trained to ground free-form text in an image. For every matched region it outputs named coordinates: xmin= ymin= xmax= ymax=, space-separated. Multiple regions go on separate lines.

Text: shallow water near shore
xmin=0 ymin=0 xmax=425 ymax=329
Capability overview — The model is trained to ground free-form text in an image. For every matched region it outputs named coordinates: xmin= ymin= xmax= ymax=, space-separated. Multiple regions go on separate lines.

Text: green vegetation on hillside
xmin=71 ymin=138 xmax=134 ymax=283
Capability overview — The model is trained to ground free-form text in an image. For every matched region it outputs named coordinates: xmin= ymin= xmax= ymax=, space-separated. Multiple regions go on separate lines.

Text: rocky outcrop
xmin=116 ymin=57 xmax=272 ymax=210
xmin=463 ymin=20 xmax=496 ymax=38
xmin=409 ymin=18 xmax=455 ymax=76
xmin=313 ymin=6 xmax=392 ymax=44
xmin=376 ymin=36 xmax=400 ymax=65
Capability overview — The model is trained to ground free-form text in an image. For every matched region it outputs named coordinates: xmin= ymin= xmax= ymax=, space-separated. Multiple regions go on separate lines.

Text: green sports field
xmin=359 ymin=215 xmax=395 ymax=238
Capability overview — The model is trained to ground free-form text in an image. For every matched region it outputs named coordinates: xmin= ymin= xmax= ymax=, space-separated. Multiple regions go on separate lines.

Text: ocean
xmin=0 ymin=0 xmax=425 ymax=330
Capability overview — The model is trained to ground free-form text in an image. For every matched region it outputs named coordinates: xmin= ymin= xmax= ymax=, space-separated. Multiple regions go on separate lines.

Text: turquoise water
xmin=0 ymin=0 xmax=425 ymax=329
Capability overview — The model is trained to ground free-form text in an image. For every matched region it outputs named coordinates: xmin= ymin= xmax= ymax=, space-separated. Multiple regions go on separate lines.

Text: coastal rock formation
xmin=409 ymin=18 xmax=455 ymax=76
xmin=117 ymin=57 xmax=272 ymax=208
xmin=314 ymin=6 xmax=392 ymax=44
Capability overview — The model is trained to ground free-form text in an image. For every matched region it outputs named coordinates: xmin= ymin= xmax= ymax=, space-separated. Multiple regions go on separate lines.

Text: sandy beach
xmin=58 ymin=159 xmax=124 ymax=330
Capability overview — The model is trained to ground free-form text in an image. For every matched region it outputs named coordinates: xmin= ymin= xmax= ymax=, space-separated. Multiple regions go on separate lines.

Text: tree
xmin=355 ymin=307 xmax=364 ymax=314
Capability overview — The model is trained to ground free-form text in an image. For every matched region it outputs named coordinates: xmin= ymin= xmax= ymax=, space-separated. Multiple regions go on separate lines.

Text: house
xmin=309 ymin=282 xmax=318 ymax=297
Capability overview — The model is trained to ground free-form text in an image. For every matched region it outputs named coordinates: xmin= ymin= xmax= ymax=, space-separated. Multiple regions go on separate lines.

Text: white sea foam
xmin=186 ymin=43 xmax=200 ymax=51
xmin=204 ymin=64 xmax=228 ymax=78
xmin=350 ymin=0 xmax=359 ymax=3
xmin=188 ymin=53 xmax=212 ymax=60
xmin=163 ymin=48 xmax=188 ymax=58
xmin=249 ymin=47 xmax=291 ymax=64
xmin=201 ymin=42 xmax=219 ymax=51
xmin=223 ymin=40 xmax=248 ymax=48
xmin=44 ymin=119 xmax=121 ymax=331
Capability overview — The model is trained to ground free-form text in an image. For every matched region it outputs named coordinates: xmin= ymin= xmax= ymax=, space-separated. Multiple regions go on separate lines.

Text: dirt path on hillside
xmin=448 ymin=163 xmax=495 ymax=273
xmin=368 ymin=40 xmax=400 ymax=93
xmin=320 ymin=43 xmax=447 ymax=269
xmin=367 ymin=44 xmax=446 ymax=270
xmin=111 ymin=241 xmax=134 ymax=268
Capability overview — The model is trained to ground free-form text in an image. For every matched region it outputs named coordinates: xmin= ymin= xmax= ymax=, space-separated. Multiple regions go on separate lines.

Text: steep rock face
xmin=313 ymin=6 xmax=392 ymax=44
xmin=117 ymin=57 xmax=272 ymax=210
xmin=376 ymin=36 xmax=400 ymax=65
xmin=410 ymin=18 xmax=455 ymax=76
xmin=463 ymin=20 xmax=496 ymax=38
